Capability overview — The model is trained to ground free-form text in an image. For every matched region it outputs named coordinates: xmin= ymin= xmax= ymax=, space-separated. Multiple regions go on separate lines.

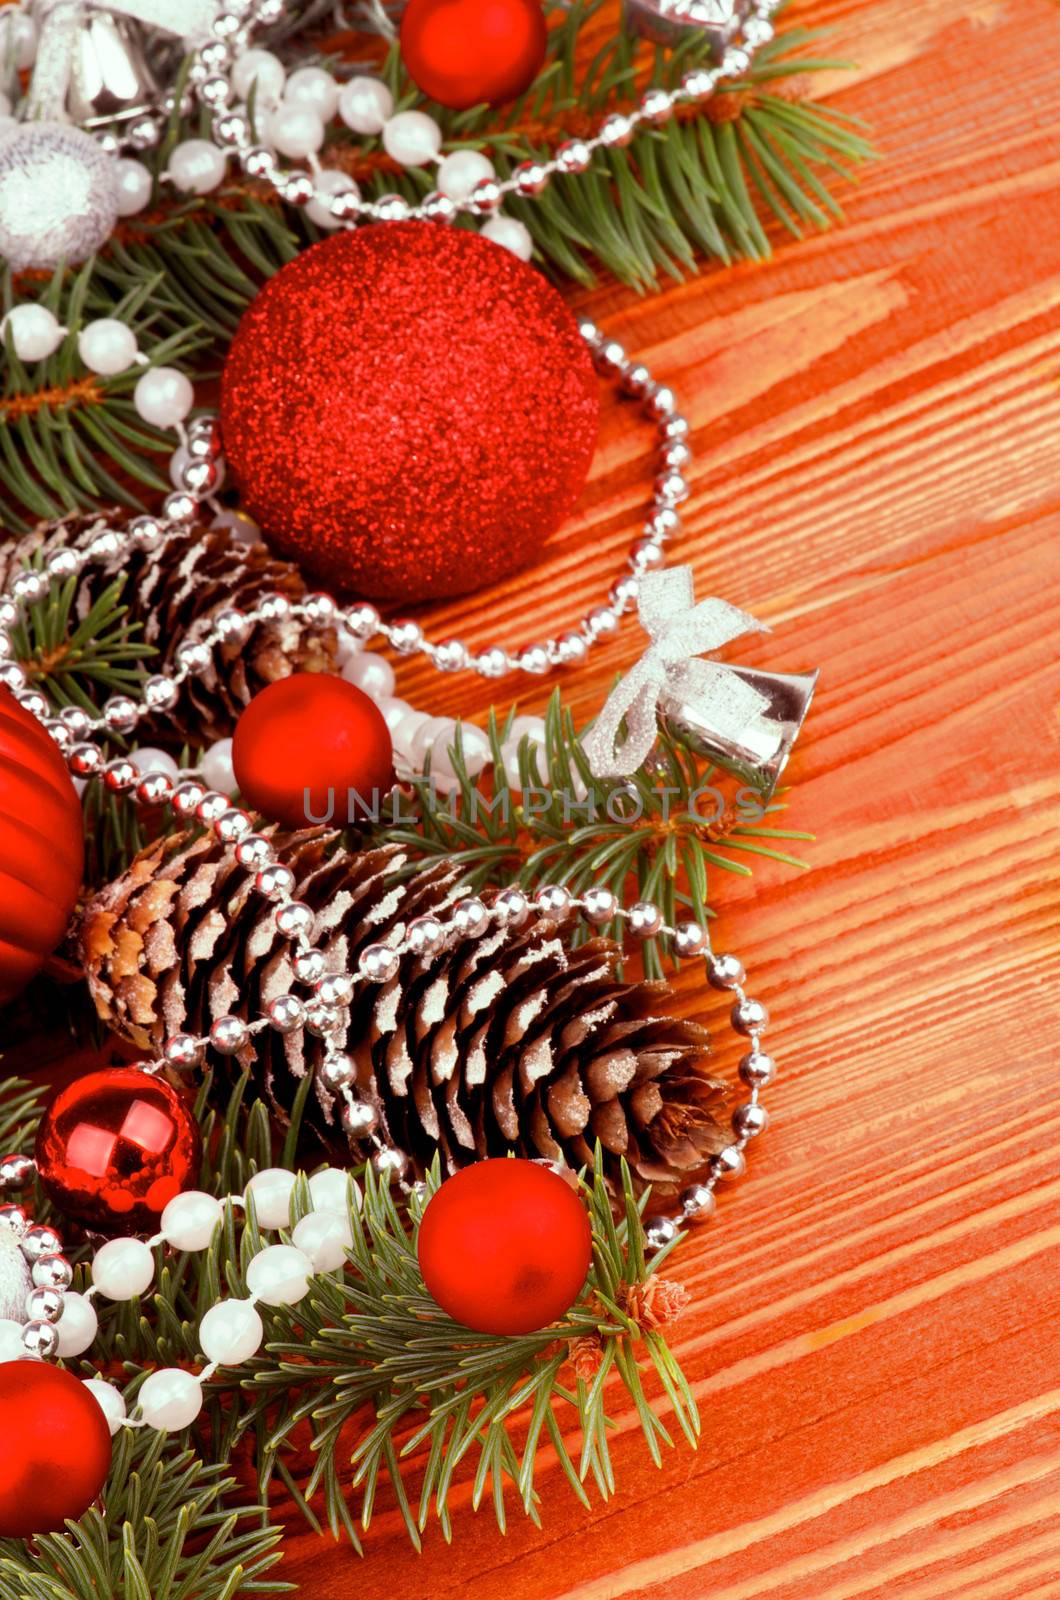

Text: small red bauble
xmin=219 ymin=223 xmax=599 ymax=602
xmin=232 ymin=674 xmax=394 ymax=829
xmin=0 ymin=685 xmax=83 ymax=1005
xmin=36 ymin=1067 xmax=202 ymax=1236
xmin=0 ymin=1361 xmax=112 ymax=1537
xmin=401 ymin=0 xmax=547 ymax=110
xmin=417 ymin=1159 xmax=593 ymax=1335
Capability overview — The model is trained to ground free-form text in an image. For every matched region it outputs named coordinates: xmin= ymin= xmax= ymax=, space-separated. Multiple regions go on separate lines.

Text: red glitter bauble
xmin=35 ymin=1068 xmax=202 ymax=1236
xmin=219 ymin=223 xmax=599 ymax=602
xmin=400 ymin=0 xmax=547 ymax=110
xmin=232 ymin=674 xmax=394 ymax=828
xmin=0 ymin=685 xmax=83 ymax=1006
xmin=0 ymin=1362 xmax=112 ymax=1537
xmin=417 ymin=1159 xmax=592 ymax=1335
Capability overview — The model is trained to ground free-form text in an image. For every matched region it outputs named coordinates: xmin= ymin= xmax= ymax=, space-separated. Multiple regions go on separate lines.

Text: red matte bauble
xmin=232 ymin=674 xmax=394 ymax=829
xmin=219 ymin=223 xmax=599 ymax=602
xmin=35 ymin=1068 xmax=202 ymax=1236
xmin=417 ymin=1159 xmax=593 ymax=1334
xmin=0 ymin=1361 xmax=112 ymax=1536
xmin=0 ymin=685 xmax=83 ymax=1006
xmin=400 ymin=0 xmax=547 ymax=109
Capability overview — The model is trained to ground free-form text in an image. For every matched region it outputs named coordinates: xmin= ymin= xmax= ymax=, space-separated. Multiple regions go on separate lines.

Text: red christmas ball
xmin=401 ymin=0 xmax=547 ymax=110
xmin=0 ymin=685 xmax=83 ymax=1005
xmin=36 ymin=1068 xmax=202 ymax=1236
xmin=417 ymin=1159 xmax=592 ymax=1335
xmin=232 ymin=674 xmax=394 ymax=829
xmin=0 ymin=1361 xmax=112 ymax=1537
xmin=219 ymin=223 xmax=599 ymax=602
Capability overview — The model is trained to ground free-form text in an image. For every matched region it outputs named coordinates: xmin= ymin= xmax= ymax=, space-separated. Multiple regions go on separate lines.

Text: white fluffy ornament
xmin=0 ymin=122 xmax=120 ymax=270
xmin=0 ymin=1224 xmax=30 ymax=1323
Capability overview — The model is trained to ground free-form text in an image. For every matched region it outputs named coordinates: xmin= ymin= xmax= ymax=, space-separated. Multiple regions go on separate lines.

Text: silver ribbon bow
xmin=583 ymin=567 xmax=772 ymax=779
xmin=27 ymin=0 xmax=218 ymax=121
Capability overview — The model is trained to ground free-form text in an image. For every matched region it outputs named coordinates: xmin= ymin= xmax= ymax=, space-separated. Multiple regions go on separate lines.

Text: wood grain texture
xmin=21 ymin=0 xmax=1060 ymax=1593
xmin=283 ymin=1 xmax=1060 ymax=1593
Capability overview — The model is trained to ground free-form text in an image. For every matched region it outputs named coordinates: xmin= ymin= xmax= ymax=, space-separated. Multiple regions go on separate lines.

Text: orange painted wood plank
xmin=9 ymin=0 xmax=1060 ymax=1594
xmin=279 ymin=0 xmax=1060 ymax=1593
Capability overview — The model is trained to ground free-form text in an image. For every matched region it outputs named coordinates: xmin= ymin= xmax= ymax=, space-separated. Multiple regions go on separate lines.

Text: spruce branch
xmin=251 ymin=1155 xmax=697 ymax=1546
xmin=0 ymin=516 xmax=811 ymax=925
xmin=0 ymin=1432 xmax=288 ymax=1600
xmin=1 ymin=263 xmax=208 ymax=533
xmin=9 ymin=559 xmax=155 ymax=709
xmin=0 ymin=1077 xmax=44 ymax=1156
xmin=67 ymin=682 xmax=810 ymax=963
xmin=370 ymin=690 xmax=812 ymax=979
xmin=1 ymin=11 xmax=871 ymax=530
xmin=88 ymin=1137 xmax=698 ymax=1550
xmin=40 ymin=1062 xmax=698 ymax=1553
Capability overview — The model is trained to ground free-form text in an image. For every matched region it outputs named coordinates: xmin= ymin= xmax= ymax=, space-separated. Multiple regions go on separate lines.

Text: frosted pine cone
xmin=0 ymin=511 xmax=337 ymax=746
xmin=79 ymin=831 xmax=731 ymax=1201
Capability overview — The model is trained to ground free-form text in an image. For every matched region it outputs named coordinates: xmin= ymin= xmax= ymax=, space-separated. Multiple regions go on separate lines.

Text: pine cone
xmin=78 ymin=831 xmax=731 ymax=1201
xmin=0 ymin=512 xmax=337 ymax=746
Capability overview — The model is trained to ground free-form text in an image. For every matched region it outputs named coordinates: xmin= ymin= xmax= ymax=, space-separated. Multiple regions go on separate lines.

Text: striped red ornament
xmin=0 ymin=686 xmax=83 ymax=1005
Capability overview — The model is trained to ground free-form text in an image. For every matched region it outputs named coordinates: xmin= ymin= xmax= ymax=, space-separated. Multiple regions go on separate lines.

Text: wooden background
xmin=15 ymin=0 xmax=1060 ymax=1593
xmin=284 ymin=0 xmax=1060 ymax=1595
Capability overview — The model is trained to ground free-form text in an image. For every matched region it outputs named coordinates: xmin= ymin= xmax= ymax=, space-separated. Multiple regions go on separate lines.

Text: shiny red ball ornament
xmin=232 ymin=674 xmax=394 ymax=829
xmin=35 ymin=1068 xmax=202 ymax=1236
xmin=220 ymin=223 xmax=599 ymax=602
xmin=417 ymin=1159 xmax=593 ymax=1335
xmin=0 ymin=1361 xmax=112 ymax=1537
xmin=0 ymin=685 xmax=83 ymax=1006
xmin=400 ymin=0 xmax=547 ymax=110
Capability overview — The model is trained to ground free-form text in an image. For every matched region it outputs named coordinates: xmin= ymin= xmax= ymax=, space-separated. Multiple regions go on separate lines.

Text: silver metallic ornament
xmin=26 ymin=0 xmax=217 ymax=123
xmin=341 ymin=1097 xmax=380 ymax=1138
xmin=624 ymin=0 xmax=751 ymax=48
xmin=665 ymin=662 xmax=820 ymax=800
xmin=68 ymin=13 xmax=159 ymax=125
xmin=0 ymin=121 xmax=119 ymax=269
xmin=583 ymin=566 xmax=818 ymax=800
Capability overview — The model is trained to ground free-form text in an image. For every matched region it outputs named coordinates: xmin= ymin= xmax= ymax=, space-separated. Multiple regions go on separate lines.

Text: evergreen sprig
xmin=0 ymin=1072 xmax=697 ymax=1556
xmin=10 ymin=549 xmax=156 ymax=708
xmin=2 ymin=7 xmax=872 ymax=531
xmin=0 ymin=1432 xmax=287 ymax=1600
xmin=0 ymin=538 xmax=811 ymax=938
xmin=88 ymin=1091 xmax=697 ymax=1551
xmin=241 ymin=1156 xmax=696 ymax=1548
xmin=0 ymin=1078 xmax=43 ymax=1153
xmin=0 ymin=264 xmax=207 ymax=530
xmin=373 ymin=690 xmax=812 ymax=977
xmin=429 ymin=17 xmax=875 ymax=287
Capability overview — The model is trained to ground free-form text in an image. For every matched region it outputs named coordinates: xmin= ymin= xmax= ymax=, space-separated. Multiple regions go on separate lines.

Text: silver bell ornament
xmin=624 ymin=0 xmax=752 ymax=48
xmin=67 ymin=12 xmax=160 ymax=126
xmin=24 ymin=0 xmax=218 ymax=125
xmin=662 ymin=662 xmax=820 ymax=797
xmin=0 ymin=121 xmax=119 ymax=269
xmin=582 ymin=566 xmax=818 ymax=800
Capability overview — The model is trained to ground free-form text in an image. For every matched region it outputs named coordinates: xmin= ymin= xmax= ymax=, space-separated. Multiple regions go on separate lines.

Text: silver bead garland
xmin=154 ymin=0 xmax=780 ymax=232
xmin=0 ymin=790 xmax=775 ymax=1411
xmin=0 ymin=319 xmax=691 ymax=694
xmin=0 ymin=1169 xmax=371 ymax=1432
xmin=0 ymin=362 xmax=774 ymax=1258
xmin=0 ymin=889 xmax=775 ymax=1387
xmin=0 ymin=0 xmax=793 ymax=1445
xmin=0 ymin=240 xmax=775 ymax=1400
xmin=54 ymin=0 xmax=779 ymax=246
